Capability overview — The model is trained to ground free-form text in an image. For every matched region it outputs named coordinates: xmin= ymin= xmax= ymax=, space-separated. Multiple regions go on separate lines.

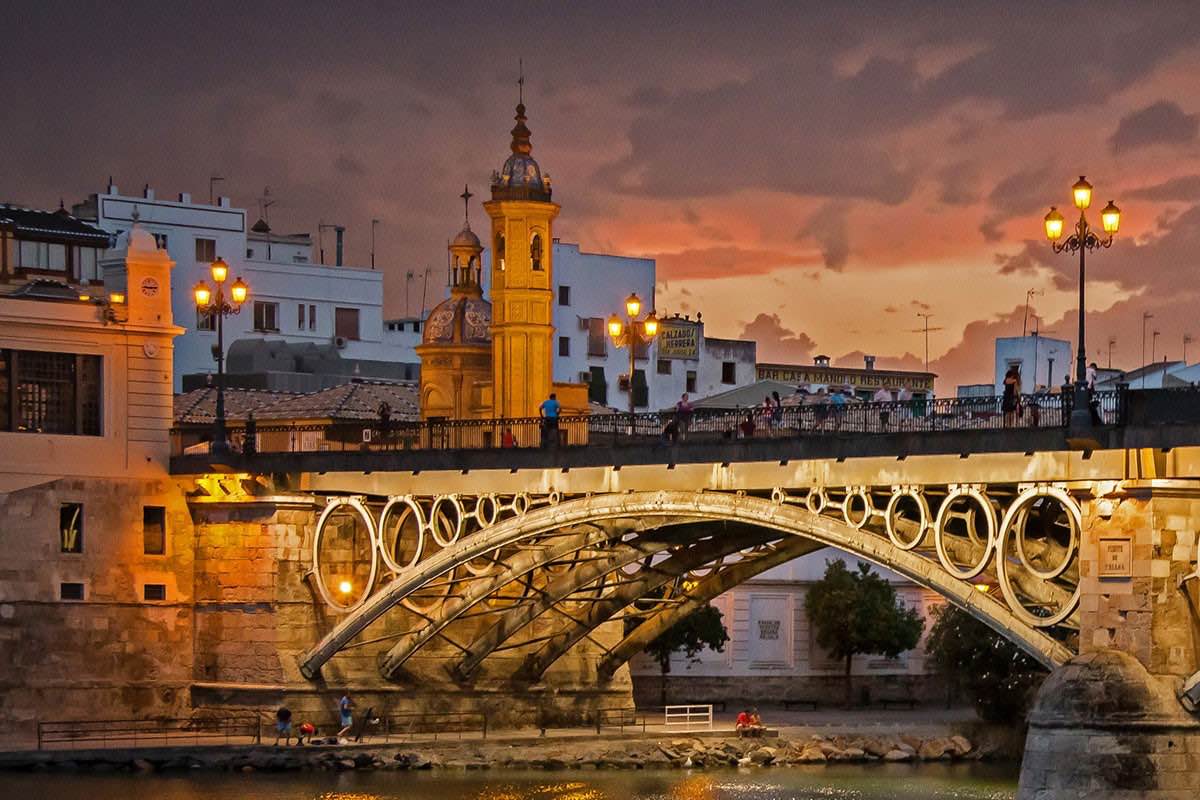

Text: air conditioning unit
xmin=333 ymin=336 xmax=348 ymax=349
xmin=578 ymin=371 xmax=592 ymax=383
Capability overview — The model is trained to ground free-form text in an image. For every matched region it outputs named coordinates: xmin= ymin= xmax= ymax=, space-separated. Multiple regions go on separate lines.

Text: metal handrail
xmin=172 ymin=388 xmax=1145 ymax=457
xmin=36 ymin=714 xmax=263 ymax=750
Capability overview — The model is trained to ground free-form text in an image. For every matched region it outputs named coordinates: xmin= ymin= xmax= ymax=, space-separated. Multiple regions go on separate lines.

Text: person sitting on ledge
xmin=735 ymin=707 xmax=765 ymax=738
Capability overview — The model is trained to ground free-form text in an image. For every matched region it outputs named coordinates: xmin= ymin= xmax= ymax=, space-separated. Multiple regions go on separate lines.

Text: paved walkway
xmin=1 ymin=706 xmax=978 ymax=757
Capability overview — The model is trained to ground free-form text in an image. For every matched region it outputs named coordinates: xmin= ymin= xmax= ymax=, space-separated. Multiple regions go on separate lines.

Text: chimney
xmin=178 ymin=192 xmax=191 ymax=204
xmin=864 ymin=355 xmax=876 ymax=370
xmin=335 ymin=226 xmax=345 ymax=266
xmin=218 ymin=196 xmax=231 ymax=208
xmin=107 ymin=177 xmax=118 ymax=195
xmin=143 ymin=184 xmax=154 ymax=200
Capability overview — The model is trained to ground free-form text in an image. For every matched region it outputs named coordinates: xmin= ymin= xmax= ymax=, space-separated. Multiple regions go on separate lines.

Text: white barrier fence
xmin=663 ymin=704 xmax=713 ymax=732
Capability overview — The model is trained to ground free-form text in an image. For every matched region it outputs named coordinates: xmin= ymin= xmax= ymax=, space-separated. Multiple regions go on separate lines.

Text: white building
xmin=74 ymin=184 xmax=410 ymax=390
xmin=994 ymin=334 xmax=1073 ymax=394
xmin=629 ymin=549 xmax=944 ymax=705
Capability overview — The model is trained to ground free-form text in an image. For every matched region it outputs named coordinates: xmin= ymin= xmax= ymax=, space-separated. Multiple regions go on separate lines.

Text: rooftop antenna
xmin=209 ymin=175 xmax=224 ymax=205
xmin=1142 ymin=312 xmax=1154 ymax=387
xmin=908 ymin=312 xmax=945 ymax=373
xmin=317 ymin=221 xmax=344 ymax=266
xmin=259 ymin=187 xmax=275 ymax=260
xmin=370 ymin=218 xmax=380 ymax=270
xmin=1023 ymin=288 xmax=1044 ymax=336
xmin=1107 ymin=336 xmax=1116 ymax=369
xmin=518 ymin=58 xmax=524 ymax=104
xmin=1184 ymin=334 xmax=1193 ymax=364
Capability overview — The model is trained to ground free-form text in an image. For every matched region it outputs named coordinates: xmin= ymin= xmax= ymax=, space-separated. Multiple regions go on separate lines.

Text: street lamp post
xmin=1043 ymin=176 xmax=1121 ymax=429
xmin=193 ymin=257 xmax=249 ymax=455
xmin=607 ymin=293 xmax=659 ymax=431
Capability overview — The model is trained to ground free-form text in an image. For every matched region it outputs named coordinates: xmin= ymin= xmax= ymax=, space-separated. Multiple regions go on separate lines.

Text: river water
xmin=0 ymin=763 xmax=1017 ymax=799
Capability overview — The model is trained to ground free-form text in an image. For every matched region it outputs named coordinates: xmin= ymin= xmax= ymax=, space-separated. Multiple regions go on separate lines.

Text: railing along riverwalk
xmin=172 ymin=388 xmax=1138 ymax=458
xmin=36 ymin=714 xmax=262 ymax=750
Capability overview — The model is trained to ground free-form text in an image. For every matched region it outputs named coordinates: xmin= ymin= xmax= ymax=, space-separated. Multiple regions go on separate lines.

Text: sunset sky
xmin=5 ymin=2 xmax=1200 ymax=393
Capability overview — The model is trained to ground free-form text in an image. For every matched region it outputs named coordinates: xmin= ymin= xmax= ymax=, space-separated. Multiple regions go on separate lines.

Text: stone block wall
xmin=0 ymin=477 xmax=194 ymax=745
xmin=1079 ymin=492 xmax=1200 ymax=677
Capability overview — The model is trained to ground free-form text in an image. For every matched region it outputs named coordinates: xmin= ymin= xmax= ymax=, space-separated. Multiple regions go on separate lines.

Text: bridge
xmin=173 ymin=387 xmax=1200 ymax=795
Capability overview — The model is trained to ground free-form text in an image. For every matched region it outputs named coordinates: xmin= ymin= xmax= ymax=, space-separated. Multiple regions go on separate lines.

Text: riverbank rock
xmin=884 ymin=749 xmax=915 ymax=762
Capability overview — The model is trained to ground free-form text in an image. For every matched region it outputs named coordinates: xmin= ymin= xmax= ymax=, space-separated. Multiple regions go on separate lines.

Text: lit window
xmin=60 ymin=503 xmax=83 ymax=553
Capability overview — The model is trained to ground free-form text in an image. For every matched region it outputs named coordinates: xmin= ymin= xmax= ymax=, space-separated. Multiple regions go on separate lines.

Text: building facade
xmin=757 ymin=355 xmax=935 ymax=400
xmin=994 ymin=334 xmax=1073 ymax=394
xmin=74 ymin=185 xmax=409 ymax=390
xmin=629 ymin=550 xmax=946 ymax=706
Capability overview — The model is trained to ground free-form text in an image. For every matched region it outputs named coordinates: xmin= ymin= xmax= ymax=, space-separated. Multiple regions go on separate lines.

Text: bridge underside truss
xmin=300 ymin=484 xmax=1082 ymax=683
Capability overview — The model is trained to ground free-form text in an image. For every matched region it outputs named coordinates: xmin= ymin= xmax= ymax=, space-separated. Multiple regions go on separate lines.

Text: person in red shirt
xmin=736 ymin=707 xmax=765 ymax=737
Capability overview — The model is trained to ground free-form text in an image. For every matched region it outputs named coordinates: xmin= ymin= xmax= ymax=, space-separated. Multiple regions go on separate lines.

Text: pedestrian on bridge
xmin=539 ymin=392 xmax=561 ymax=448
xmin=675 ymin=393 xmax=693 ymax=441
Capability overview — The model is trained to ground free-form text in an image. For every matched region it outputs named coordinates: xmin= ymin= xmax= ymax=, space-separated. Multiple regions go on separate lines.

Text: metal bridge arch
xmin=299 ymin=490 xmax=1075 ymax=679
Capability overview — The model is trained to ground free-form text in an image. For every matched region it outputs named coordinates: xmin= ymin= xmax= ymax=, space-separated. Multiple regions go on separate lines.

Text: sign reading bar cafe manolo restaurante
xmin=658 ymin=319 xmax=700 ymax=360
xmin=756 ymin=363 xmax=934 ymax=393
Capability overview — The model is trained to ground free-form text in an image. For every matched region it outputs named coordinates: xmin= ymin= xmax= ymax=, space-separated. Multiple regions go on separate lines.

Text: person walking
xmin=337 ymin=693 xmax=354 ymax=742
xmin=1003 ymin=366 xmax=1022 ymax=427
xmin=896 ymin=385 xmax=913 ymax=430
xmin=873 ymin=386 xmax=893 ymax=429
xmin=675 ymin=393 xmax=693 ymax=441
xmin=539 ymin=392 xmax=561 ymax=448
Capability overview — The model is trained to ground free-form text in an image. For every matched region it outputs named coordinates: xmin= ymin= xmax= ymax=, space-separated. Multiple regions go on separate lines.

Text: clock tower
xmin=483 ymin=100 xmax=560 ymax=419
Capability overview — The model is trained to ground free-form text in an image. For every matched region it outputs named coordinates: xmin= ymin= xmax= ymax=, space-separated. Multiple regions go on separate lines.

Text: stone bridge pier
xmin=1018 ymin=482 xmax=1200 ymax=799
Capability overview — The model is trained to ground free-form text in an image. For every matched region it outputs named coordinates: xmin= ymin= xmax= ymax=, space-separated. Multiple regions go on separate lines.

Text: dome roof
xmin=422 ymin=295 xmax=492 ymax=346
xmin=491 ymin=103 xmax=552 ymax=203
xmin=451 ymin=225 xmax=481 ymax=248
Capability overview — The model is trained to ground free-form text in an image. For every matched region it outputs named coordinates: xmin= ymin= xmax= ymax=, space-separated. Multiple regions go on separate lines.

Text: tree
xmin=804 ymin=559 xmax=925 ymax=706
xmin=925 ymin=604 xmax=1048 ymax=723
xmin=637 ymin=603 xmax=730 ymax=706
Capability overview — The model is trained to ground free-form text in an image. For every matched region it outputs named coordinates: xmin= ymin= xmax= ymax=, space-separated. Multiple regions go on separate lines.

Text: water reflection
xmin=0 ymin=764 xmax=1018 ymax=800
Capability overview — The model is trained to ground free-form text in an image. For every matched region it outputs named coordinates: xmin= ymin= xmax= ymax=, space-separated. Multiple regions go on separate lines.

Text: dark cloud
xmin=936 ymin=162 xmax=981 ymax=206
xmin=650 ymin=246 xmax=816 ymax=280
xmin=1127 ymin=174 xmax=1200 ymax=201
xmin=1109 ymin=101 xmax=1199 ymax=153
xmin=334 ymin=155 xmax=366 ymax=176
xmin=979 ymin=165 xmax=1058 ymax=242
xmin=738 ymin=313 xmax=817 ymax=364
xmin=798 ymin=202 xmax=850 ymax=270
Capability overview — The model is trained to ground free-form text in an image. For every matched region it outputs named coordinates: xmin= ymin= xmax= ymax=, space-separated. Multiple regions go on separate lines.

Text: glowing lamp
xmin=78 ymin=294 xmax=91 ymax=302
xmin=607 ymin=314 xmax=623 ymax=340
xmin=642 ymin=312 xmax=659 ymax=338
xmin=230 ymin=276 xmax=249 ymax=305
xmin=109 ymin=292 xmax=126 ymax=305
xmin=1072 ymin=175 xmax=1093 ymax=210
xmin=338 ymin=580 xmax=353 ymax=595
xmin=974 ymin=583 xmax=991 ymax=594
xmin=1043 ymin=207 xmax=1065 ymax=241
xmin=193 ymin=281 xmax=212 ymax=308
xmin=210 ymin=257 xmax=229 ymax=283
xmin=624 ymin=292 xmax=641 ymax=319
xmin=1101 ymin=200 xmax=1121 ymax=235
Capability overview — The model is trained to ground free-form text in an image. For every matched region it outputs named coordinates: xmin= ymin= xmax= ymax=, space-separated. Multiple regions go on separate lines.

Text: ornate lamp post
xmin=607 ymin=293 xmax=659 ymax=425
xmin=1043 ymin=176 xmax=1120 ymax=429
xmin=193 ymin=257 xmax=249 ymax=454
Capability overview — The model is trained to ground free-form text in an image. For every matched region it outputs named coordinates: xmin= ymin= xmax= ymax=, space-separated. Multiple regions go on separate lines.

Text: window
xmin=15 ymin=240 xmax=67 ymax=273
xmin=298 ymin=303 xmax=306 ymax=330
xmin=558 ymin=286 xmax=570 ymax=306
xmin=196 ymin=309 xmax=215 ymax=331
xmin=194 ymin=238 xmax=216 ymax=262
xmin=587 ymin=318 xmax=607 ymax=357
xmin=588 ymin=366 xmax=607 ymax=405
xmin=721 ymin=361 xmax=737 ymax=384
xmin=412 ymin=320 xmax=421 ymax=333
xmin=686 ymin=370 xmax=697 ymax=394
xmin=335 ymin=307 xmax=360 ymax=340
xmin=1 ymin=350 xmax=102 ymax=436
xmin=152 ymin=233 xmax=168 ymax=249
xmin=253 ymin=301 xmax=279 ymax=332
xmin=60 ymin=503 xmax=83 ymax=553
xmin=143 ymin=506 xmax=166 ymax=555
xmin=308 ymin=304 xmax=317 ymax=331
xmin=530 ymin=233 xmax=543 ymax=270
xmin=143 ymin=584 xmax=167 ymax=601
xmin=60 ymin=582 xmax=84 ymax=601
xmin=246 ymin=248 xmax=254 ymax=259
xmin=558 ymin=336 xmax=571 ymax=357
xmin=495 ymin=233 xmax=506 ymax=271
xmin=657 ymin=359 xmax=672 ymax=375
xmin=77 ymin=247 xmax=99 ymax=282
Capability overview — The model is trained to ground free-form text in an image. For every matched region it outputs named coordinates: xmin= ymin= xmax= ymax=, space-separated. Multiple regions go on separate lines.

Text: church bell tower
xmin=483 ymin=96 xmax=560 ymax=419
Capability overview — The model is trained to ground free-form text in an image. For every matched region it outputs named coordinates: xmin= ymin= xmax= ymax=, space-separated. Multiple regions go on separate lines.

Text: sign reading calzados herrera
xmin=658 ymin=319 xmax=700 ymax=359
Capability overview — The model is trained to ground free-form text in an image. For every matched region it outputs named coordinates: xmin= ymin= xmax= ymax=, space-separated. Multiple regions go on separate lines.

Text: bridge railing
xmin=171 ymin=388 xmax=1136 ymax=457
xmin=36 ymin=714 xmax=263 ymax=750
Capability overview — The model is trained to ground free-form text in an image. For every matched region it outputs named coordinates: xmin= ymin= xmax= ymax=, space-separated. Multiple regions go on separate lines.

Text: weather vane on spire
xmin=460 ymin=184 xmax=473 ymax=226
xmin=518 ymin=58 xmax=524 ymax=105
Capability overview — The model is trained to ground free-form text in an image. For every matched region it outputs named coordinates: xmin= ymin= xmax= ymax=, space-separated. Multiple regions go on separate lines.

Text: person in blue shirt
xmin=539 ymin=393 xmax=561 ymax=447
xmin=337 ymin=693 xmax=353 ymax=740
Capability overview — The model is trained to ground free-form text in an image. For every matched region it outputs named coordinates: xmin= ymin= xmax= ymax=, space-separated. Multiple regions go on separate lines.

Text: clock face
xmin=140 ymin=277 xmax=160 ymax=297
